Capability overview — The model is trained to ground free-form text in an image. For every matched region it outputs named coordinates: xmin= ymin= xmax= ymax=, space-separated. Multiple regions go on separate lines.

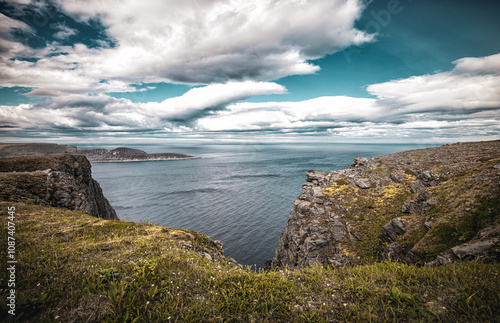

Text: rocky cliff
xmin=273 ymin=140 xmax=500 ymax=269
xmin=0 ymin=154 xmax=117 ymax=219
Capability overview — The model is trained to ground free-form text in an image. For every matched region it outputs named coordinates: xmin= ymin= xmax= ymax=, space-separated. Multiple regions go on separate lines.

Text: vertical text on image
xmin=6 ymin=206 xmax=17 ymax=316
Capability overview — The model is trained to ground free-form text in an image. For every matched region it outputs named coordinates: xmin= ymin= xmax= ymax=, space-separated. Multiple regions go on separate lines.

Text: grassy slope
xmin=1 ymin=202 xmax=499 ymax=322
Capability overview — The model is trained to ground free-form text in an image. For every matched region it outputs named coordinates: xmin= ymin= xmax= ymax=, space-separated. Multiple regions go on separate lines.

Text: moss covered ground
xmin=1 ymin=202 xmax=499 ymax=322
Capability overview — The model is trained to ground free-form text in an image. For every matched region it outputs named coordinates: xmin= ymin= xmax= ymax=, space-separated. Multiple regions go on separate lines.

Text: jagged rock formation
xmin=273 ymin=140 xmax=500 ymax=269
xmin=0 ymin=154 xmax=118 ymax=219
xmin=0 ymin=143 xmax=199 ymax=162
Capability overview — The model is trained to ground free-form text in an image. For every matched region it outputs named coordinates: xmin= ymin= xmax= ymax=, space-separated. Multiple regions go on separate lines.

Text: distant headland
xmin=0 ymin=143 xmax=199 ymax=162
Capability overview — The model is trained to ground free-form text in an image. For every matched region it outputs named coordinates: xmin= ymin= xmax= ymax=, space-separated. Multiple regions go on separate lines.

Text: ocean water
xmin=79 ymin=142 xmax=439 ymax=268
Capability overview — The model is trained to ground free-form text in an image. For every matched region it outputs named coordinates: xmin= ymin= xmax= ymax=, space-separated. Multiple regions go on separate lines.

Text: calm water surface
xmin=75 ymin=142 xmax=439 ymax=268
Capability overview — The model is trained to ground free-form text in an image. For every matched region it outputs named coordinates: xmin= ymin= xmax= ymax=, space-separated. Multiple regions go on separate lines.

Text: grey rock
xmin=312 ymin=187 xmax=323 ymax=197
xmin=312 ymin=198 xmax=324 ymax=204
xmin=417 ymin=190 xmax=432 ymax=202
xmin=272 ymin=141 xmax=500 ymax=270
xmin=428 ymin=199 xmax=439 ymax=205
xmin=379 ymin=219 xmax=407 ymax=261
xmin=384 ymin=243 xmax=407 ymax=261
xmin=390 ymin=173 xmax=405 ymax=183
xmin=355 ymin=179 xmax=371 ymax=189
xmin=426 ymin=237 xmax=500 ymax=267
xmin=306 ymin=170 xmax=326 ymax=183
xmin=379 ymin=219 xmax=406 ymax=245
xmin=410 ymin=180 xmax=427 ymax=194
xmin=201 ymin=252 xmax=212 ymax=261
xmin=494 ymin=163 xmax=500 ymax=169
xmin=417 ymin=171 xmax=439 ymax=186
xmin=349 ymin=157 xmax=378 ymax=170
xmin=273 ymin=195 xmax=350 ymax=268
xmin=0 ymin=154 xmax=117 ymax=219
xmin=401 ymin=200 xmax=419 ymax=214
xmin=332 ymin=216 xmax=346 ymax=241
xmin=452 ymin=241 xmax=496 ymax=259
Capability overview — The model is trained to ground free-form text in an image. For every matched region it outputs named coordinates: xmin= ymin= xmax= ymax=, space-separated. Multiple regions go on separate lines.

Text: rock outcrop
xmin=0 ymin=154 xmax=118 ymax=219
xmin=273 ymin=140 xmax=500 ymax=269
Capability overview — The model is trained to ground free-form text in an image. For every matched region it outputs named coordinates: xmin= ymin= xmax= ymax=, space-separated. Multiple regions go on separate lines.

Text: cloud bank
xmin=1 ymin=53 xmax=499 ymax=141
xmin=1 ymin=0 xmax=372 ymax=97
xmin=0 ymin=1 xmax=499 ymax=142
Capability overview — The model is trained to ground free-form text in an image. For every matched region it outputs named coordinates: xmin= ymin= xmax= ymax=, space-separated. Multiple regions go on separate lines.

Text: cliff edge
xmin=273 ymin=140 xmax=500 ymax=269
xmin=0 ymin=154 xmax=118 ymax=219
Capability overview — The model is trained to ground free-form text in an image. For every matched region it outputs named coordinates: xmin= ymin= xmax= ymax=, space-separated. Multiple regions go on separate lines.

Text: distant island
xmin=0 ymin=143 xmax=199 ymax=162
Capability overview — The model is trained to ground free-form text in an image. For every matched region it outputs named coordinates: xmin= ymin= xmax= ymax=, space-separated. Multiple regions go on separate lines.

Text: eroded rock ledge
xmin=0 ymin=154 xmax=118 ymax=219
xmin=272 ymin=140 xmax=500 ymax=269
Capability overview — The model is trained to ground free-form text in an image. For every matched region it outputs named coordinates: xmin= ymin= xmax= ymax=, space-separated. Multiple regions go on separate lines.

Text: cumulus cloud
xmin=141 ymin=81 xmax=286 ymax=121
xmin=0 ymin=0 xmax=372 ymax=96
xmin=367 ymin=53 xmax=500 ymax=114
xmin=0 ymin=81 xmax=287 ymax=132
xmin=194 ymin=53 xmax=500 ymax=136
xmin=195 ymin=96 xmax=379 ymax=131
xmin=1 ymin=0 xmax=499 ymax=147
xmin=2 ymin=53 xmax=500 ymax=141
xmin=29 ymin=0 xmax=371 ymax=88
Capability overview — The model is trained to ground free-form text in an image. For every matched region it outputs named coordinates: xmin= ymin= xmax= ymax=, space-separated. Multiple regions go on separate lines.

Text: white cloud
xmin=0 ymin=13 xmax=33 ymax=59
xmin=3 ymin=51 xmax=500 ymax=141
xmin=453 ymin=53 xmax=500 ymax=74
xmin=140 ymin=81 xmax=287 ymax=120
xmin=0 ymin=81 xmax=287 ymax=131
xmin=1 ymin=0 xmax=372 ymax=96
xmin=0 ymin=42 xmax=138 ymax=96
xmin=193 ymin=54 xmax=500 ymax=137
xmin=367 ymin=53 xmax=500 ymax=114
xmin=52 ymin=23 xmax=78 ymax=40
xmin=5 ymin=0 xmax=31 ymax=4
xmin=48 ymin=0 xmax=372 ymax=85
xmin=196 ymin=96 xmax=379 ymax=131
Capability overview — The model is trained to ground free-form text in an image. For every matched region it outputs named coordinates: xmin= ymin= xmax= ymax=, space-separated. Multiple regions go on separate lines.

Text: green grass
xmin=1 ymin=202 xmax=499 ymax=322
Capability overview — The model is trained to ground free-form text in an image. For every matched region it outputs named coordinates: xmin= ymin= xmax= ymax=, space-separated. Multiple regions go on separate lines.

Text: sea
xmin=73 ymin=142 xmax=441 ymax=268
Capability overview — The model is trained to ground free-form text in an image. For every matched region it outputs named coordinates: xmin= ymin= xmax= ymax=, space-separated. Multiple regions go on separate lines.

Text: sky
xmin=0 ymin=0 xmax=499 ymax=144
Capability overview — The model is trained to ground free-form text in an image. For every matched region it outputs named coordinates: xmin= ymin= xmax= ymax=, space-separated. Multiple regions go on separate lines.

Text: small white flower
xmin=146 ymin=301 xmax=150 ymax=305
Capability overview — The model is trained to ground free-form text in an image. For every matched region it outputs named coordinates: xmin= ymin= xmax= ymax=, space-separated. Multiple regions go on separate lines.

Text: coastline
xmin=88 ymin=156 xmax=201 ymax=163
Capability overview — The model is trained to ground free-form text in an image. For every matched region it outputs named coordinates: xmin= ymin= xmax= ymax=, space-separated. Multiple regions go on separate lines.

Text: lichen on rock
xmin=273 ymin=140 xmax=500 ymax=269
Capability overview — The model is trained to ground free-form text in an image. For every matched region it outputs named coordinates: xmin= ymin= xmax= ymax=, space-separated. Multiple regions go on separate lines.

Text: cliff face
xmin=0 ymin=154 xmax=118 ymax=219
xmin=273 ymin=141 xmax=500 ymax=268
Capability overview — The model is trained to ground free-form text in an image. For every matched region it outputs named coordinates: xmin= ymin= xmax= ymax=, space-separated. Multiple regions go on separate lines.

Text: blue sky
xmin=1 ymin=0 xmax=499 ymax=143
